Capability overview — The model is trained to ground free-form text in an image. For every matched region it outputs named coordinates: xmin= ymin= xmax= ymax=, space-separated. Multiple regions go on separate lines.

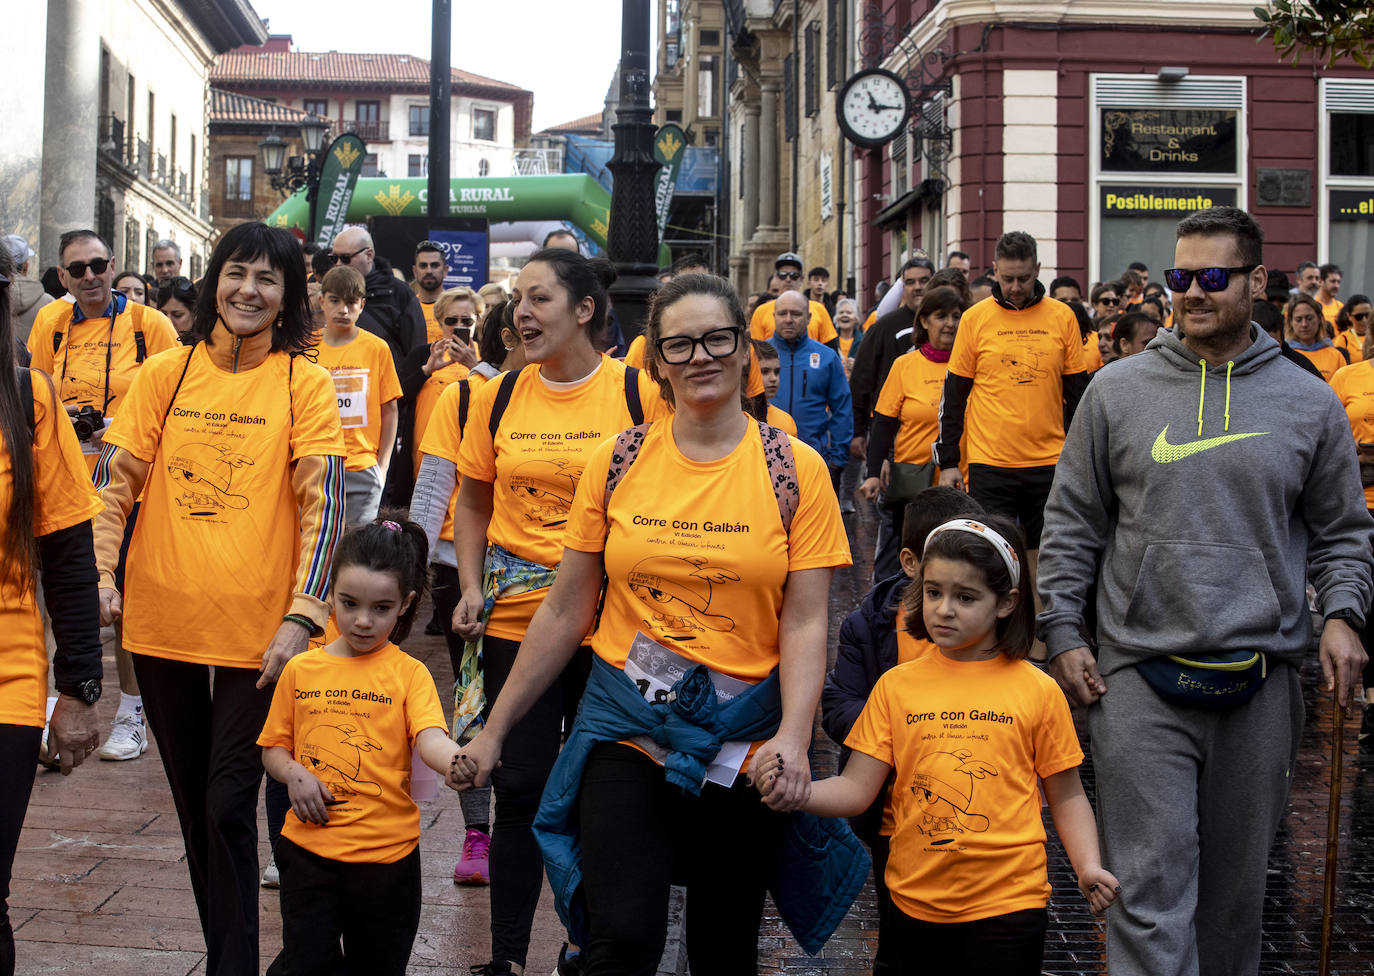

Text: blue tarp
xmin=562 ymin=135 xmax=718 ymax=195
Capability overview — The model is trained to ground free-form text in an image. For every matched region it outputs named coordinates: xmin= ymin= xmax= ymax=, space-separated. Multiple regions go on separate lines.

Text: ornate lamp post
xmin=605 ymin=0 xmax=662 ymax=341
xmin=258 ymin=114 xmax=337 ymax=237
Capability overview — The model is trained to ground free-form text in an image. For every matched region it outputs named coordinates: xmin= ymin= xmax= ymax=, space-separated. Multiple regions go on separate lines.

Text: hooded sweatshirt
xmin=1037 ymin=324 xmax=1373 ymax=674
xmin=10 ymin=277 xmax=54 ymax=346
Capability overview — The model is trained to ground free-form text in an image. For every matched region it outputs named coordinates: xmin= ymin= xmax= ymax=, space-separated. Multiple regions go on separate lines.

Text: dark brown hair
xmin=330 ymin=509 xmax=430 ymax=642
xmin=903 ymin=513 xmax=1034 ymax=659
xmin=912 ymin=286 xmax=969 ymax=346
xmin=0 ymin=247 xmax=38 ymax=585
xmin=320 ymin=265 xmax=366 ymax=303
xmin=643 ymin=272 xmax=748 ymax=409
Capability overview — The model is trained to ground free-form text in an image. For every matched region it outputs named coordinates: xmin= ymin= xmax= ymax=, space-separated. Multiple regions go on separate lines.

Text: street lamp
xmin=258 ymin=115 xmax=359 ymax=242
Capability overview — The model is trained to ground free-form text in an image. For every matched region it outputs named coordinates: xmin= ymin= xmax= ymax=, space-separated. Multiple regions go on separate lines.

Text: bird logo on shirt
xmin=299 ymin=723 xmax=383 ymax=798
xmin=910 ymin=748 xmax=997 ymax=844
xmin=509 ymin=458 xmax=583 ymax=527
xmin=166 ymin=442 xmax=254 ymax=514
xmin=628 ymin=555 xmax=739 ymax=637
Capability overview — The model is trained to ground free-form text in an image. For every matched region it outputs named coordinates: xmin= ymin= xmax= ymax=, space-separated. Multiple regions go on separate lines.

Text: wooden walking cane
xmin=1318 ymin=700 xmax=1347 ymax=975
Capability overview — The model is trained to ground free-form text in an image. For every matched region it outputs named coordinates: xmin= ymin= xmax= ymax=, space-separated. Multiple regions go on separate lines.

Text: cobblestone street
xmin=11 ymin=499 xmax=1374 ymax=974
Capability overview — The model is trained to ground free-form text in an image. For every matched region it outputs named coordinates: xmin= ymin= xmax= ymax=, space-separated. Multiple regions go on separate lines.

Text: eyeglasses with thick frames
xmin=654 ymin=328 xmax=743 ymax=365
xmin=1163 ymin=265 xmax=1259 ymax=293
xmin=775 ymin=270 xmax=802 ymax=281
xmin=64 ymin=258 xmax=111 ymax=278
xmin=329 ymin=247 xmax=371 ymax=265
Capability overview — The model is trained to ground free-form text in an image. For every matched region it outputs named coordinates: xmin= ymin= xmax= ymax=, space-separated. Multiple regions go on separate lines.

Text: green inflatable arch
xmin=264 ymin=173 xmax=669 ymax=263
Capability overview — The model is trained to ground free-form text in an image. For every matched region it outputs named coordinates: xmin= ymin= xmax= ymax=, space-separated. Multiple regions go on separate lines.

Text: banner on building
xmin=652 ymin=124 xmax=686 ymax=244
xmin=820 ymin=152 xmax=834 ymax=222
xmin=312 ymin=134 xmax=368 ymax=247
xmin=1100 ymin=185 xmax=1238 ymax=216
xmin=1100 ymin=109 xmax=1237 ymax=174
xmin=1331 ymin=189 xmax=1374 ymax=220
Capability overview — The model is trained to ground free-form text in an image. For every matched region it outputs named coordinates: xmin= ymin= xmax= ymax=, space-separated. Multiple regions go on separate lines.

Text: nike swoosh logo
xmin=1151 ymin=426 xmax=1268 ymax=463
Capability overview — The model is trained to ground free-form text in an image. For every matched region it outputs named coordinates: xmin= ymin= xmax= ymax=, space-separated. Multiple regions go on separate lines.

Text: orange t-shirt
xmin=0 ymin=372 xmax=104 ymax=728
xmin=765 ymin=404 xmax=798 ymax=436
xmin=1321 ymin=297 xmax=1344 ymax=325
xmin=456 ymin=357 xmax=668 ymax=639
xmin=28 ymin=298 xmax=180 ymax=469
xmin=1330 ymin=360 xmax=1374 ymax=508
xmin=412 ymin=362 xmax=471 ymax=474
xmin=1295 ymin=345 xmax=1347 ymax=383
xmin=750 ymin=299 xmax=839 ymax=345
xmin=417 ymin=372 xmax=491 ymax=544
xmin=846 ymin=652 xmax=1083 ymax=923
xmin=563 ymin=418 xmax=851 ymax=683
xmin=1081 ymin=331 xmax=1104 ymax=372
xmin=421 ymin=301 xmax=440 ymax=343
xmin=1335 ymin=330 xmax=1365 ymax=365
xmin=839 ymin=335 xmax=857 ymax=361
xmin=104 ymin=346 xmax=345 ymax=668
xmin=875 ymin=349 xmax=951 ymax=468
xmin=624 ymin=334 xmax=647 ymax=369
xmin=314 ymin=329 xmax=402 ymax=471
xmin=257 ymin=643 xmax=447 ymax=863
xmin=876 ymin=600 xmax=937 ymax=836
xmin=946 ymin=296 xmax=1086 ymax=468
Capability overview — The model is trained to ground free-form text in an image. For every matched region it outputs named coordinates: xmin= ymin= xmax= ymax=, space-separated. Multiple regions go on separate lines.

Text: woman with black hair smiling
xmin=91 ymin=222 xmax=347 ymax=975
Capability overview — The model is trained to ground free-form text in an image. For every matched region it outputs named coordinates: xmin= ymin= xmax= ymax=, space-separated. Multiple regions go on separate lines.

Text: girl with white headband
xmin=760 ymin=513 xmax=1120 ymax=973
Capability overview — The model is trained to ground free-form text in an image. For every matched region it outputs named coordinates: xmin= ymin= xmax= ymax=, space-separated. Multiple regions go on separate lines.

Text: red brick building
xmin=854 ymin=3 xmax=1374 ymax=297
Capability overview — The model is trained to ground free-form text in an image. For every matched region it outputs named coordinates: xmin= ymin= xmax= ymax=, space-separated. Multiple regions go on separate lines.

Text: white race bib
xmin=331 ymin=369 xmax=369 ymax=429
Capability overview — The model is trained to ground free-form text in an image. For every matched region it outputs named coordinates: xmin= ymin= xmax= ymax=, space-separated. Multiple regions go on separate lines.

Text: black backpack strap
xmin=488 ymin=367 xmax=524 ymax=440
xmin=52 ymin=330 xmax=62 ymax=354
xmin=756 ymin=421 xmax=799 ymax=534
xmin=134 ymin=330 xmax=147 ymax=363
xmin=623 ymin=366 xmax=644 ymax=425
xmin=17 ymin=367 xmax=34 ymax=438
xmin=603 ymin=423 xmax=652 ymax=508
xmin=161 ymin=345 xmax=197 ymax=428
xmin=458 ymin=379 xmax=471 ymax=435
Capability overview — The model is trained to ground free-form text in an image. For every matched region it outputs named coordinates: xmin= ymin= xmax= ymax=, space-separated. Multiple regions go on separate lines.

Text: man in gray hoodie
xmin=1036 ymin=206 xmax=1370 ymax=976
xmin=3 ymin=234 xmax=53 ymax=347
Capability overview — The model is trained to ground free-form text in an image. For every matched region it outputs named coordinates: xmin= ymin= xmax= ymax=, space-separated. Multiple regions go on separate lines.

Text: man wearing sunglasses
xmin=748 ymin=252 xmax=840 ymax=352
xmin=329 ymin=226 xmax=427 ymax=370
xmin=1037 ymin=206 xmax=1371 ymax=976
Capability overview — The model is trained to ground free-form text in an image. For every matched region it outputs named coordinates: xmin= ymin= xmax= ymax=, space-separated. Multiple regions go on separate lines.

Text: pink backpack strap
xmin=756 ymin=421 xmax=798 ymax=533
xmin=603 ymin=423 xmax=652 ymax=508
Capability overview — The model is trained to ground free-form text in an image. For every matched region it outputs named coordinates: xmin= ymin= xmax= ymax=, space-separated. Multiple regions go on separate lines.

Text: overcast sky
xmin=246 ymin=0 xmax=656 ymax=133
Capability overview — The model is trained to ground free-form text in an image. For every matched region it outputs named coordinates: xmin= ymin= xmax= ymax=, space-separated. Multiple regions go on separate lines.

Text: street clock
xmin=837 ymin=68 xmax=911 ymax=149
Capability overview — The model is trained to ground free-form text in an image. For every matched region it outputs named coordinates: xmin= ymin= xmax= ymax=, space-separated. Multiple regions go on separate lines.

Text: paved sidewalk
xmin=11 ymin=500 xmax=1374 ymax=973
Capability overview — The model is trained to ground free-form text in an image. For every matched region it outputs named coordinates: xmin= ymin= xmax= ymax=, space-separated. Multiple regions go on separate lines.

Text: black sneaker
xmin=555 ymin=944 xmax=585 ymax=976
xmin=469 ymin=964 xmax=513 ymax=976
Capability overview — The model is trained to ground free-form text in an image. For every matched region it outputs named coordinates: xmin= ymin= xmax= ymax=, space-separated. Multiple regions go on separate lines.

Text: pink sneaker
xmin=453 ymin=827 xmax=491 ymax=885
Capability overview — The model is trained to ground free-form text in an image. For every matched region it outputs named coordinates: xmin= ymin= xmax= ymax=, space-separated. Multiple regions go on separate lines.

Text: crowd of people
xmin=0 ymin=204 xmax=1369 ymax=976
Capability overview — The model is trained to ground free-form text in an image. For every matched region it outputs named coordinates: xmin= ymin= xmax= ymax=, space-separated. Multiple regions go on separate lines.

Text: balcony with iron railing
xmin=98 ymin=115 xmax=131 ymax=169
xmin=340 ymin=118 xmax=389 ymax=141
xmin=511 ymin=147 xmax=564 ymax=176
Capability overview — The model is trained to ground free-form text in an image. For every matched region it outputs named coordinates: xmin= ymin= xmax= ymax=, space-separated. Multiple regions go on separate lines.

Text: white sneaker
xmin=261 ymin=853 xmax=280 ymax=889
xmin=98 ymin=713 xmax=148 ymax=761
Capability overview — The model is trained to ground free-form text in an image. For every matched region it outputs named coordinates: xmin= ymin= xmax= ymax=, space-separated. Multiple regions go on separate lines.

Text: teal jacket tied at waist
xmin=532 ymin=653 xmax=871 ymax=955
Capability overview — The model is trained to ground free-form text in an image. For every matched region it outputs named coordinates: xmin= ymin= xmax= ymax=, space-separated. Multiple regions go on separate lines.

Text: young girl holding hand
xmin=259 ymin=514 xmax=462 ymax=975
xmin=760 ymin=514 xmax=1118 ymax=973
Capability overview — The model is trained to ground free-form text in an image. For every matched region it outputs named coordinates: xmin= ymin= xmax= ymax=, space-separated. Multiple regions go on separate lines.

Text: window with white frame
xmin=1322 ymin=79 xmax=1374 ymax=296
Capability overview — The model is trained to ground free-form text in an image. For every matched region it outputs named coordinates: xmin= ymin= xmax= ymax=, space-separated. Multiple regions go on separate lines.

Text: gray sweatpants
xmin=1087 ymin=661 xmax=1303 ymax=976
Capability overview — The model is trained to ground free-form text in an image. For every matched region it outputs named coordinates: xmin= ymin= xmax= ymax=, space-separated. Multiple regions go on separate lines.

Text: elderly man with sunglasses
xmin=1037 ymin=206 xmax=1372 ymax=976
xmin=329 ymin=226 xmax=427 ymax=370
xmin=26 ymin=229 xmax=180 ymax=766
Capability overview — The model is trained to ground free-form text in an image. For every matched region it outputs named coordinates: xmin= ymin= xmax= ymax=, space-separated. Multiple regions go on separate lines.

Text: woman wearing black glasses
xmin=1334 ymin=293 xmax=1371 ymax=365
xmin=453 ymin=273 xmax=856 ymax=974
xmin=1090 ymin=280 xmax=1122 ymax=321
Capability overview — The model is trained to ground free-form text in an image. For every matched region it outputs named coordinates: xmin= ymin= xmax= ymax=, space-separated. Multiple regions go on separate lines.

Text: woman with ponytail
xmin=91 ymin=222 xmax=347 ymax=975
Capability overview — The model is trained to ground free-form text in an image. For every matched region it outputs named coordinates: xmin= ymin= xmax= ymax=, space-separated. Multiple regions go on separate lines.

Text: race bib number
xmin=624 ymin=632 xmax=753 ymax=787
xmin=331 ymin=369 xmax=369 ymax=429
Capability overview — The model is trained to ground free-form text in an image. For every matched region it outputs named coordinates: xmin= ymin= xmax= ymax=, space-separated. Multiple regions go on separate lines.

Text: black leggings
xmin=133 ymin=654 xmax=273 ymax=976
xmin=431 ymin=563 xmax=464 ymax=679
xmin=578 ymin=742 xmax=784 ymax=976
xmin=886 ymin=905 xmax=1048 ymax=975
xmin=0 ymin=725 xmax=41 ymax=976
xmin=483 ymin=634 xmax=592 ymax=968
xmin=276 ymin=837 xmax=421 ymax=976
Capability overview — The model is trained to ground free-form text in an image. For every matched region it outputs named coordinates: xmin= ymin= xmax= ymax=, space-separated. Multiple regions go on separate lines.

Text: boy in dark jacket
xmin=820 ymin=485 xmax=984 ymax=974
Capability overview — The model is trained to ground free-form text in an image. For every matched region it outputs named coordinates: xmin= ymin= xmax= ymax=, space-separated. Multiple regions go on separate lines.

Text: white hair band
xmin=923 ymin=518 xmax=1021 ymax=588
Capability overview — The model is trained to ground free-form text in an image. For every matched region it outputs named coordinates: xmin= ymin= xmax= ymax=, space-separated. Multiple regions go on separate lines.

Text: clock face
xmin=838 ymin=69 xmax=910 ymax=148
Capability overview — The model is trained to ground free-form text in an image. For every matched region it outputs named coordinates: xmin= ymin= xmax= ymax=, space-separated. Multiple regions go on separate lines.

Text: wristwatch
xmin=1325 ymin=608 xmax=1365 ymax=631
xmin=58 ymin=677 xmax=102 ymax=704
